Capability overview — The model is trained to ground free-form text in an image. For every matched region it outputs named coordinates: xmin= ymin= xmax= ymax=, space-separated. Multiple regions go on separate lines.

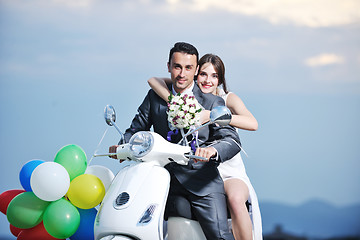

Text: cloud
xmin=304 ymin=53 xmax=345 ymax=67
xmin=165 ymin=0 xmax=360 ymax=27
xmin=7 ymin=0 xmax=360 ymax=28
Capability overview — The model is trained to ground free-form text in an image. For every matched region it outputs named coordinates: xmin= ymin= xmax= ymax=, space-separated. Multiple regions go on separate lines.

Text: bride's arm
xmin=147 ymin=77 xmax=172 ymax=101
xmin=226 ymin=92 xmax=258 ymax=131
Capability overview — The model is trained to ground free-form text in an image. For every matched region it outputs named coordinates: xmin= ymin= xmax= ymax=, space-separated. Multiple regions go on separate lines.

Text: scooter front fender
xmin=167 ymin=217 xmax=206 ymax=240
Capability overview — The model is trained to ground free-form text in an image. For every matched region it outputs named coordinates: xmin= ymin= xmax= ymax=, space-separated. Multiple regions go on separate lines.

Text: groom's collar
xmin=171 ymin=81 xmax=195 ymax=95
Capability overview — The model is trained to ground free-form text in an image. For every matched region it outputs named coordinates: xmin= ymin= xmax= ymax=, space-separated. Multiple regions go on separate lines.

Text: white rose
xmin=172 ymin=95 xmax=181 ymax=102
xmin=168 ymin=114 xmax=174 ymax=122
xmin=178 ymin=98 xmax=184 ymax=105
xmin=169 ymin=105 xmax=176 ymax=111
xmin=187 ymin=98 xmax=195 ymax=105
xmin=182 ymin=104 xmax=189 ymax=112
xmin=194 ymin=112 xmax=201 ymax=122
xmin=177 ymin=111 xmax=185 ymax=118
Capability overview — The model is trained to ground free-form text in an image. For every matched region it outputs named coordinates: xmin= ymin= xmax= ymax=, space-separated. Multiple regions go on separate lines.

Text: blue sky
xmin=1 ymin=0 xmax=360 ymax=236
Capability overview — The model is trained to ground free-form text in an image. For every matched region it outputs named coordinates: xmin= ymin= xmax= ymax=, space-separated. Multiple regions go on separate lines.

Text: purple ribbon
xmin=167 ymin=129 xmax=179 ymax=141
xmin=167 ymin=129 xmax=197 ymax=153
xmin=190 ymin=139 xmax=196 ymax=153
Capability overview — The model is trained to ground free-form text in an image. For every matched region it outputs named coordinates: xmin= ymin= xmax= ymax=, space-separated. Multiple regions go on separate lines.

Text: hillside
xmin=261 ymin=199 xmax=360 ymax=238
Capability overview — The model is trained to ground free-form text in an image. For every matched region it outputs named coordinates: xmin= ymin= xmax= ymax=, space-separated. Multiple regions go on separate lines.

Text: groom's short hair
xmin=168 ymin=42 xmax=199 ymax=64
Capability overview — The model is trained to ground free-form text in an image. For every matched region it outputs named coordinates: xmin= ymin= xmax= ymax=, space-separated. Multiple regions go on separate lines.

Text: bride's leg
xmin=224 ymin=178 xmax=253 ymax=240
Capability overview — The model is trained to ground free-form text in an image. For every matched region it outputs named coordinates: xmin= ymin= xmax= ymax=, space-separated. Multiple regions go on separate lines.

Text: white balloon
xmin=30 ymin=162 xmax=70 ymax=201
xmin=85 ymin=165 xmax=114 ymax=192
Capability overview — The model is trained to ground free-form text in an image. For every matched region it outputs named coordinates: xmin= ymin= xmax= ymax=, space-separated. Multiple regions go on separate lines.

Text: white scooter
xmin=93 ymin=105 xmax=232 ymax=240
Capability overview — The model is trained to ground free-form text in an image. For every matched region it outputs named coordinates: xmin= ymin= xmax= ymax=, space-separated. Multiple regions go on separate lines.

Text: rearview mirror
xmin=104 ymin=105 xmax=116 ymax=126
xmin=182 ymin=106 xmax=232 ymax=140
xmin=209 ymin=106 xmax=232 ymax=126
xmin=104 ymin=105 xmax=124 ymax=144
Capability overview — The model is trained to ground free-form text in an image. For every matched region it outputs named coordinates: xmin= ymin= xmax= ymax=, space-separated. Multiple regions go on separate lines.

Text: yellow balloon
xmin=67 ymin=174 xmax=105 ymax=209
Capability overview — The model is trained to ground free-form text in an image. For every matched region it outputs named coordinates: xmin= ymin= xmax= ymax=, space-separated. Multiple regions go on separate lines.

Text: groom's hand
xmin=109 ymin=145 xmax=118 ymax=159
xmin=194 ymin=147 xmax=217 ymax=163
xmin=109 ymin=145 xmax=127 ymax=163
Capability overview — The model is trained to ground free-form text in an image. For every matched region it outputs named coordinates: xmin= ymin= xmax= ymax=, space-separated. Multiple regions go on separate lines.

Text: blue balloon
xmin=70 ymin=208 xmax=97 ymax=240
xmin=19 ymin=160 xmax=45 ymax=192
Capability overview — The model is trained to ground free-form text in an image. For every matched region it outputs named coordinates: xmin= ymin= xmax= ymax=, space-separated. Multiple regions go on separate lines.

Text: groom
xmin=111 ymin=42 xmax=240 ymax=239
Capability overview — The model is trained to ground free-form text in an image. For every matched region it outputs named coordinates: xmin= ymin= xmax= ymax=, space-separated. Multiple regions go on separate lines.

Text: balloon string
xmin=88 ymin=127 xmax=109 ymax=166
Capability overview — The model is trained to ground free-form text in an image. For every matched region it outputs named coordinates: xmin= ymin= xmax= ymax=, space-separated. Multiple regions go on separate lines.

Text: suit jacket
xmin=124 ymin=83 xmax=241 ymax=196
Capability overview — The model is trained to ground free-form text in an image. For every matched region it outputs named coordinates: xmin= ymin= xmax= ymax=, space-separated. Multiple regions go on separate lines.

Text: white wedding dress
xmin=217 ymin=89 xmax=263 ymax=240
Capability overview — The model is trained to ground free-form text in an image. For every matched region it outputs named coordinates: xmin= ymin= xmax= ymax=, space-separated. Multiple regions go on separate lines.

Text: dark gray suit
xmin=124 ymin=83 xmax=240 ymax=239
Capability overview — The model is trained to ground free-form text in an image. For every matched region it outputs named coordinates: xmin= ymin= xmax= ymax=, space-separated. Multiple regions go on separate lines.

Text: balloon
xmin=6 ymin=192 xmax=50 ymax=229
xmin=19 ymin=159 xmax=45 ymax=192
xmin=70 ymin=208 xmax=97 ymax=240
xmin=0 ymin=189 xmax=25 ymax=214
xmin=9 ymin=224 xmax=22 ymax=237
xmin=85 ymin=165 xmax=114 ymax=192
xmin=30 ymin=162 xmax=70 ymax=201
xmin=43 ymin=198 xmax=80 ymax=239
xmin=17 ymin=222 xmax=64 ymax=240
xmin=67 ymin=174 xmax=105 ymax=209
xmin=54 ymin=144 xmax=87 ymax=181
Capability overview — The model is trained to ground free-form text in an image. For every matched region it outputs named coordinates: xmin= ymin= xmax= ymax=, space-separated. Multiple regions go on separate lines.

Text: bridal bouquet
xmin=167 ymin=93 xmax=202 ymax=129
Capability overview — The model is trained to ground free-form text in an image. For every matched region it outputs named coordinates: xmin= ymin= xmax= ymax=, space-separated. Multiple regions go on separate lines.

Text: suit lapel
xmin=193 ymin=83 xmax=212 ymax=110
xmin=192 ymin=83 xmax=205 ymax=106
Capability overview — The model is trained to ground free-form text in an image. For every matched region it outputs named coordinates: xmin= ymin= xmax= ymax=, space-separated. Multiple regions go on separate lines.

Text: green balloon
xmin=7 ymin=192 xmax=50 ymax=229
xmin=43 ymin=198 xmax=80 ymax=239
xmin=54 ymin=144 xmax=87 ymax=181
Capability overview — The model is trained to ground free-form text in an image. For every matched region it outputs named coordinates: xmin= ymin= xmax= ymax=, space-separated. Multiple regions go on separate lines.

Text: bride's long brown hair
xmin=197 ymin=53 xmax=228 ymax=94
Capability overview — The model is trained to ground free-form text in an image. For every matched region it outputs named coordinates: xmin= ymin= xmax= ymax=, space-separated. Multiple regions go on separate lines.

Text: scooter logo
xmin=137 ymin=204 xmax=158 ymax=226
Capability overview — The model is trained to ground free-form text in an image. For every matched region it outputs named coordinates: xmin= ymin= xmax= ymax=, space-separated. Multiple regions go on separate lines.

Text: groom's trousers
xmin=165 ymin=176 xmax=234 ymax=240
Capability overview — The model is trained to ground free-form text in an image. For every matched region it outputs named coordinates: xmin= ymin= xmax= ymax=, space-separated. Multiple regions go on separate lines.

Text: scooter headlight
xmin=129 ymin=131 xmax=154 ymax=158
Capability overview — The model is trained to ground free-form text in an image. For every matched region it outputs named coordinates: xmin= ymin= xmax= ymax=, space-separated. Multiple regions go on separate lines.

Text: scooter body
xmin=94 ymin=161 xmax=170 ymax=240
xmin=94 ymin=105 xmax=233 ymax=240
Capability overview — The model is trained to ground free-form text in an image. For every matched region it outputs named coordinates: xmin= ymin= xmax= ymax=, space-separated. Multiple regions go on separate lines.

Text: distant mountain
xmin=260 ymin=199 xmax=360 ymax=238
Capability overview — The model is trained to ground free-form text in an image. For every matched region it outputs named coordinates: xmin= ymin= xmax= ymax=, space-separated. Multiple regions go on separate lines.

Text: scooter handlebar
xmin=116 ymin=143 xmax=131 ymax=160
